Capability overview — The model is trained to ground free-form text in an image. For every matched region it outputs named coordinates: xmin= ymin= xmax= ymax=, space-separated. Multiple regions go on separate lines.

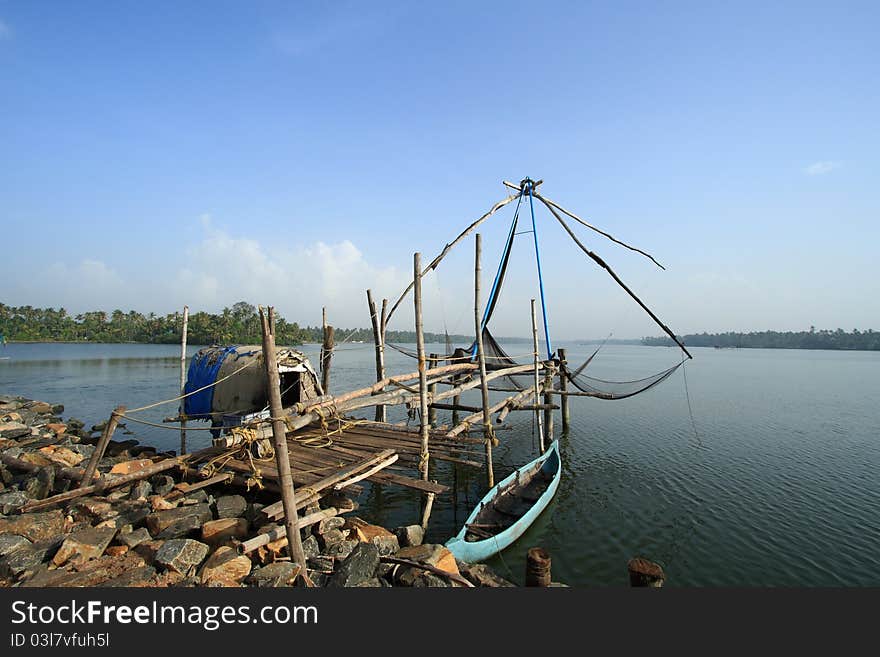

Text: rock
xmin=306 ymin=555 xmax=335 ymax=574
xmin=215 ymin=495 xmax=247 ymax=519
xmin=44 ymin=423 xmax=68 ymax=436
xmin=355 ymin=578 xmax=383 ymax=587
xmin=344 ymin=517 xmax=395 ymax=543
xmin=307 ymin=572 xmax=329 ymax=587
xmin=23 ymin=467 xmax=54 ymax=500
xmin=302 ymin=534 xmax=320 ymax=560
xmin=130 ymin=480 xmax=152 ymax=500
xmin=99 ymin=565 xmax=157 ymax=587
xmin=117 ymin=527 xmax=152 ymax=549
xmin=0 ymin=536 xmax=64 ymax=579
xmin=458 ymin=562 xmax=516 ymax=587
xmin=185 ymin=489 xmax=209 ymax=504
xmin=151 ymin=475 xmax=175 ymax=496
xmin=105 ymin=545 xmax=129 ymax=557
xmin=109 ymin=459 xmax=154 ymax=476
xmin=245 ymin=502 xmax=266 ymax=525
xmin=51 ymin=404 xmax=64 ymax=415
xmin=91 ymin=421 xmax=108 ymax=433
xmin=155 ymin=539 xmax=209 ymax=575
xmin=395 ymin=544 xmax=460 ymax=578
xmin=246 ymin=561 xmax=300 ymax=587
xmin=0 ymin=509 xmax=64 ymax=542
xmin=371 ymin=534 xmax=400 ymax=556
xmin=320 ymin=492 xmax=359 ymax=513
xmin=316 ymin=516 xmax=345 ymax=535
xmin=25 ymin=401 xmax=53 ymax=414
xmin=155 ymin=514 xmax=203 ymax=540
xmin=22 ymin=552 xmax=147 ymax=588
xmin=133 ymin=540 xmax=165 ymax=565
xmin=0 ymin=489 xmax=29 ymax=514
xmin=0 ymin=533 xmax=31 ymax=558
xmin=149 ymin=495 xmax=178 ymax=511
xmin=93 ymin=505 xmax=150 ymax=531
xmin=199 ymin=546 xmax=252 ymax=585
xmin=394 ymin=525 xmax=425 ymax=548
xmin=70 ymin=444 xmax=95 ymax=459
xmin=328 ymin=542 xmax=380 ymax=588
xmin=201 ymin=518 xmax=248 ymax=547
xmin=412 ymin=573 xmax=449 ymax=587
xmin=53 ymin=526 xmax=117 ymax=566
xmin=0 ymin=421 xmax=31 ymax=440
xmin=145 ymin=502 xmax=212 ymax=535
xmin=38 ymin=445 xmax=83 ymax=467
xmin=323 ymin=539 xmax=357 ymax=560
xmin=69 ymin=498 xmax=116 ymax=523
xmin=317 ymin=528 xmax=348 ymax=549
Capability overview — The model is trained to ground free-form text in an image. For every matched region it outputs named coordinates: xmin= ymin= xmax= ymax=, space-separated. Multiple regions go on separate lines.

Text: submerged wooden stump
xmin=525 ymin=547 xmax=552 ymax=587
xmin=627 ymin=557 xmax=666 ymax=587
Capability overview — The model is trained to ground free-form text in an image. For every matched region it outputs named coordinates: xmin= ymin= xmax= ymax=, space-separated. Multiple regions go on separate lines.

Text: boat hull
xmin=446 ymin=440 xmax=560 ymax=563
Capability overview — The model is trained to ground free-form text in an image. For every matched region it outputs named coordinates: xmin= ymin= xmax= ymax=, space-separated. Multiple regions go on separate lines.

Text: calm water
xmin=2 ymin=341 xmax=879 ymax=587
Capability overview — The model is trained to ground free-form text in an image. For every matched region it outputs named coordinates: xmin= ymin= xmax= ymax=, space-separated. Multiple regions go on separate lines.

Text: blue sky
xmin=1 ymin=1 xmax=877 ymax=339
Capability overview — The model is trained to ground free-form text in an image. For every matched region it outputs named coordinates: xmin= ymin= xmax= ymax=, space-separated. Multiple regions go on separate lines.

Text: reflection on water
xmin=2 ymin=342 xmax=879 ymax=586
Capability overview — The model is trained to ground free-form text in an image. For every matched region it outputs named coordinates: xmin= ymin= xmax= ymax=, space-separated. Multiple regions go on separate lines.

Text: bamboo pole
xmin=428 ymin=353 xmax=438 ymax=426
xmin=240 ymin=507 xmax=342 ymax=554
xmin=414 ymin=252 xmax=436 ymax=528
xmin=179 ymin=305 xmax=189 ymax=456
xmin=385 ymin=193 xmax=520 ymax=325
xmin=447 ymin=386 xmax=536 ymax=437
xmin=367 ymin=289 xmax=387 ymax=423
xmin=531 ymin=299 xmax=545 ymax=452
xmin=320 ymin=308 xmax=335 ymax=394
xmin=558 ymin=347 xmax=570 ymax=432
xmin=23 ymin=458 xmax=181 ymax=512
xmin=77 ymin=406 xmax=125 ymax=489
xmin=543 ymin=367 xmax=554 ymax=444
xmin=259 ymin=306 xmax=306 ymax=575
xmin=475 ymin=233 xmax=494 ymax=488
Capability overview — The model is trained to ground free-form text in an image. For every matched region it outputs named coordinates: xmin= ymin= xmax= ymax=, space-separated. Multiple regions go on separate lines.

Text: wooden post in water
xmin=366 ymin=289 xmax=386 ymax=423
xmin=259 ymin=306 xmax=306 ymax=578
xmin=320 ymin=307 xmax=334 ymax=395
xmin=628 ymin=557 xmax=666 ymax=587
xmin=475 ymin=234 xmax=494 ymax=488
xmin=414 ymin=253 xmax=436 ymax=528
xmin=543 ymin=367 xmax=554 ymax=443
xmin=78 ymin=406 xmax=126 ymax=488
xmin=428 ymin=353 xmax=438 ymax=426
xmin=558 ymin=347 xmax=570 ymax=433
xmin=526 ymin=547 xmax=552 ymax=586
xmin=531 ymin=299 xmax=545 ymax=453
xmin=179 ymin=305 xmax=189 ymax=456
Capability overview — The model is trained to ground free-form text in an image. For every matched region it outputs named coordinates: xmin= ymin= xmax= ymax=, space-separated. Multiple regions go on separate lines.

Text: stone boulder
xmin=199 ymin=546 xmax=252 ymax=586
xmin=0 ymin=509 xmax=64 ymax=542
xmin=328 ymin=542 xmax=380 ymax=588
xmin=53 ymin=526 xmax=117 ymax=566
xmin=155 ymin=539 xmax=209 ymax=575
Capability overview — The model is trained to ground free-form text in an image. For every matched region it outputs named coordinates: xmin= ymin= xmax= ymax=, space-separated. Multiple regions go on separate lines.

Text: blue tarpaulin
xmin=183 ymin=346 xmax=238 ymax=417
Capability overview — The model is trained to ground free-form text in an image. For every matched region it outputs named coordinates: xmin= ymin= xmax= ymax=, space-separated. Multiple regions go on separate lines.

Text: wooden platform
xmin=187 ymin=417 xmax=484 ymax=497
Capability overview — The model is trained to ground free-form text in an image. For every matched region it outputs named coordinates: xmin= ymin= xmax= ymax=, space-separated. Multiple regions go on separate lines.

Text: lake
xmin=2 ymin=341 xmax=878 ymax=586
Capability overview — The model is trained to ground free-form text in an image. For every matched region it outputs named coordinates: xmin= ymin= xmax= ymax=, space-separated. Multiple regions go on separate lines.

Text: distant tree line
xmin=641 ymin=327 xmax=880 ymax=351
xmin=0 ymin=302 xmax=471 ymax=346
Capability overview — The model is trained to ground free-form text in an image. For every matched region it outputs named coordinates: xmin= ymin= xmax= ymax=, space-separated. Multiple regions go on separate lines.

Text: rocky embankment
xmin=0 ymin=395 xmax=513 ymax=588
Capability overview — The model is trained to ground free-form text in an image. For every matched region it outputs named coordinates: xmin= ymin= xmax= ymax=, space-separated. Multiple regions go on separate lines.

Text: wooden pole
xmin=475 ymin=233 xmax=494 ymax=488
xmin=367 ymin=289 xmax=387 ymax=423
xmin=526 ymin=547 xmax=552 ymax=586
xmin=628 ymin=557 xmax=666 ymax=587
xmin=558 ymin=347 xmax=570 ymax=433
xmin=77 ymin=405 xmax=125 ymax=489
xmin=259 ymin=306 xmax=306 ymax=576
xmin=451 ymin=370 xmax=461 ymax=426
xmin=414 ymin=253 xmax=436 ymax=528
xmin=531 ymin=299 xmax=545 ymax=453
xmin=543 ymin=367 xmax=554 ymax=443
xmin=179 ymin=305 xmax=189 ymax=456
xmin=428 ymin=353 xmax=438 ymax=426
xmin=320 ymin=307 xmax=334 ymax=394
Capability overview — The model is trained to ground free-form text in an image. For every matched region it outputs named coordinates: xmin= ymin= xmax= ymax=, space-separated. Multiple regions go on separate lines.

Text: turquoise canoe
xmin=446 ymin=439 xmax=561 ymax=563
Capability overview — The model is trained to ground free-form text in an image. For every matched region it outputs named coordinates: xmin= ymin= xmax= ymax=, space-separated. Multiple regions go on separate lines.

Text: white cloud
xmin=804 ymin=161 xmax=841 ymax=176
xmin=0 ymin=19 xmax=11 ymax=40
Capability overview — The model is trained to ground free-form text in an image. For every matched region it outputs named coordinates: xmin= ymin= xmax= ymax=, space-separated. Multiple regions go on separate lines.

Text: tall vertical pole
xmin=475 ymin=234 xmax=495 ymax=488
xmin=558 ymin=347 xmax=570 ymax=433
xmin=526 ymin=181 xmax=553 ymax=360
xmin=179 ymin=305 xmax=189 ymax=456
xmin=531 ymin=299 xmax=545 ymax=453
xmin=367 ymin=289 xmax=386 ymax=423
xmin=414 ymin=253 xmax=435 ymax=529
xmin=259 ymin=306 xmax=306 ymax=577
xmin=428 ymin=353 xmax=438 ymax=426
xmin=543 ymin=367 xmax=555 ymax=444
xmin=320 ymin=307 xmax=334 ymax=395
